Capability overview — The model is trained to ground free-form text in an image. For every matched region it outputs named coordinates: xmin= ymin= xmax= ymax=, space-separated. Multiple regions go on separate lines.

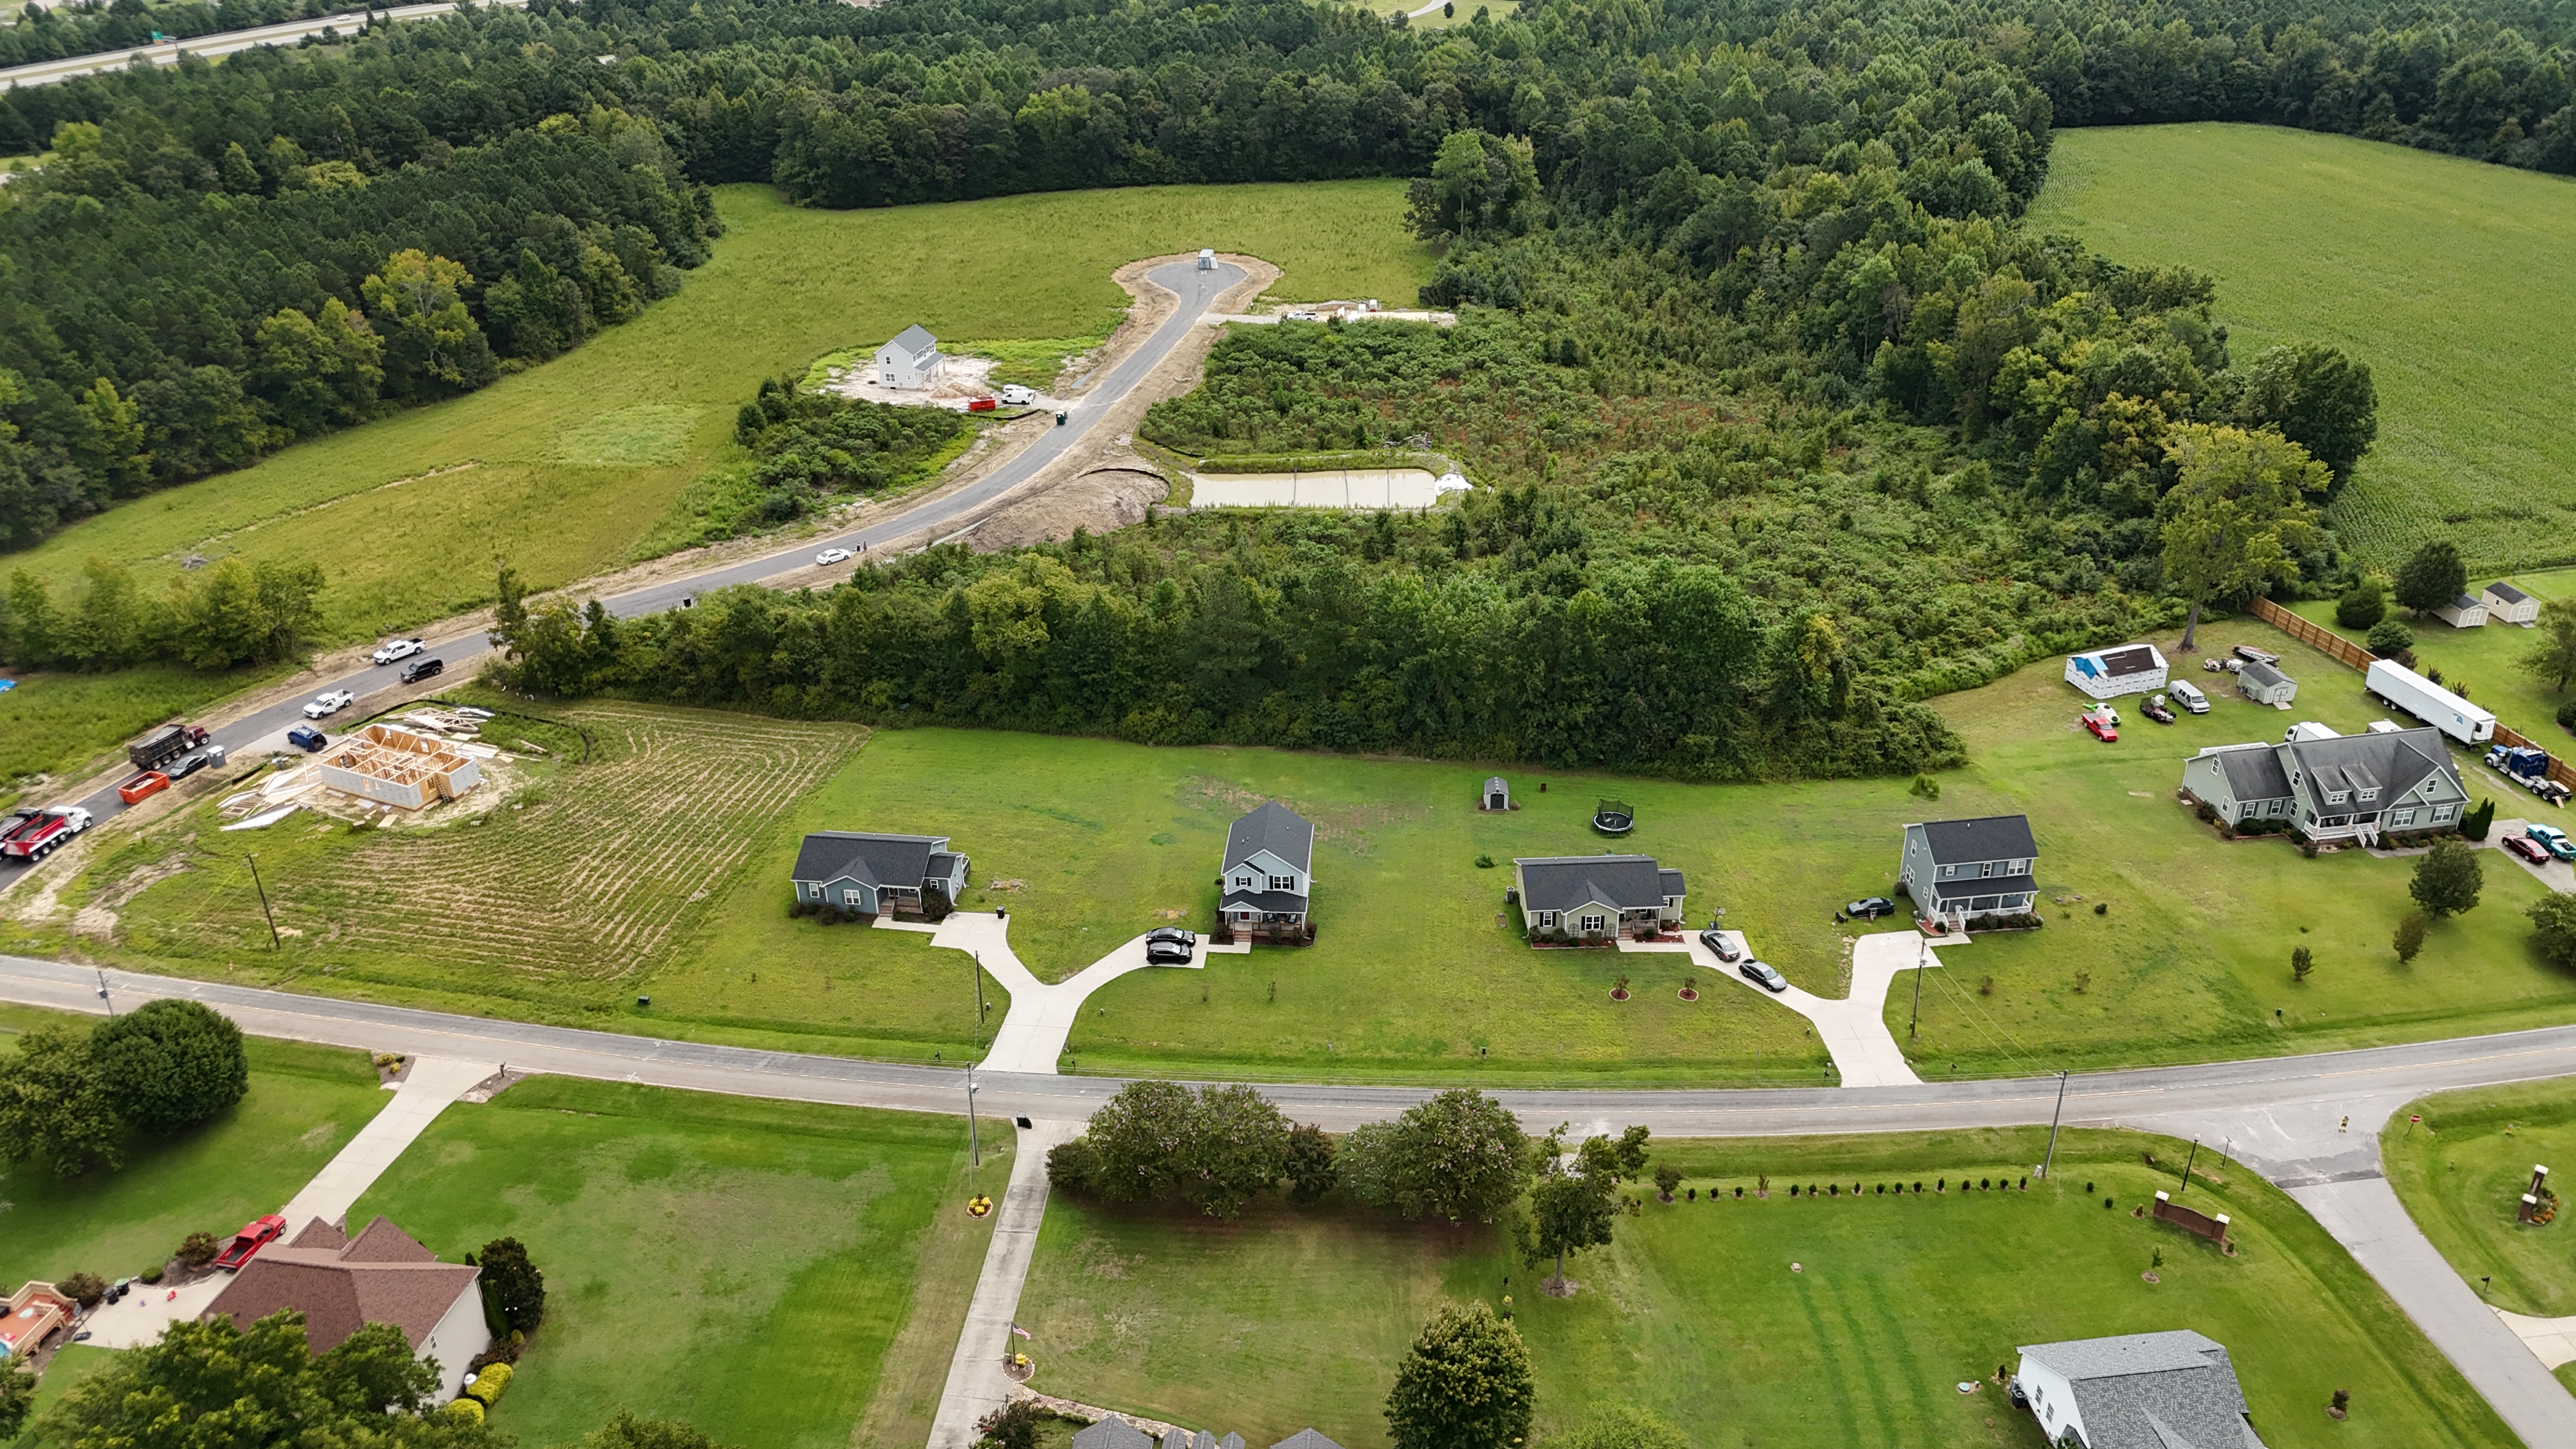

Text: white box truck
xmin=2365 ymin=659 xmax=2496 ymax=744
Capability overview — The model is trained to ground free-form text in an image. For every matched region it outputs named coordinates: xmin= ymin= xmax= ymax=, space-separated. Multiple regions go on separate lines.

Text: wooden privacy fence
xmin=2244 ymin=597 xmax=2576 ymax=791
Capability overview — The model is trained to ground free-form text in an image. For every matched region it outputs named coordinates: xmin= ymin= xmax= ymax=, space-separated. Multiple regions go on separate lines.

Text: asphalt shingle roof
xmin=792 ymin=832 xmax=947 ymax=888
xmin=2488 ymin=581 xmax=2532 ymax=604
xmin=1220 ymin=887 xmax=1309 ymax=912
xmin=1270 ymin=1432 xmax=1347 ymax=1449
xmin=1070 ymin=1419 xmax=1154 ymax=1449
xmin=1225 ymin=802 xmax=1314 ymax=873
xmin=1915 ymin=815 xmax=2037 ymax=865
xmin=2237 ymin=661 xmax=2290 ymax=690
xmin=2211 ymin=746 xmax=2292 ymax=801
xmin=885 ymin=324 xmax=937 ymax=357
xmin=203 ymin=1216 xmax=478 ymax=1355
xmin=2281 ymin=728 xmax=2458 ymax=815
xmin=2018 ymin=1330 xmax=2264 ymax=1449
xmin=1515 ymin=855 xmax=1671 ymax=913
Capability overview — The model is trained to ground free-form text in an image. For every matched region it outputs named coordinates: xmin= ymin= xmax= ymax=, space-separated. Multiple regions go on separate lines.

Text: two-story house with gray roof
xmin=1896 ymin=815 xmax=2039 ymax=930
xmin=1221 ymin=802 xmax=1315 ymax=942
xmin=2179 ymin=725 xmax=2465 ymax=845
xmin=792 ymin=831 xmax=969 ymax=917
xmin=1512 ymin=854 xmax=1685 ymax=942
xmin=2014 ymin=1329 xmax=2267 ymax=1449
xmin=875 ymin=325 xmax=943 ymax=390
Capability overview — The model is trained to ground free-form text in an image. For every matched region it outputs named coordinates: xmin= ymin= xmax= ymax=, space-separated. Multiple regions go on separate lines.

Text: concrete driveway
xmin=1627 ymin=927 xmax=1957 ymax=1087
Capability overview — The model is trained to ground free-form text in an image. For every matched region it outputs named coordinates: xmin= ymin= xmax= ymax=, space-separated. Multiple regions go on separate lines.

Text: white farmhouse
xmin=875 ymin=325 xmax=943 ymax=390
xmin=2064 ymin=643 xmax=2168 ymax=700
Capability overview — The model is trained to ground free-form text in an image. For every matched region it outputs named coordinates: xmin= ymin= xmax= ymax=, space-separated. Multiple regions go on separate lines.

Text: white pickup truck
xmin=302 ymin=689 xmax=356 ymax=719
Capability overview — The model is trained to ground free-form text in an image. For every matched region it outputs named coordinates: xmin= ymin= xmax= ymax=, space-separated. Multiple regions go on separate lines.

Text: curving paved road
xmin=0 ymin=0 xmax=531 ymax=91
xmin=4 ymin=949 xmax=2576 ymax=1445
xmin=9 ymin=259 xmax=1243 ymax=840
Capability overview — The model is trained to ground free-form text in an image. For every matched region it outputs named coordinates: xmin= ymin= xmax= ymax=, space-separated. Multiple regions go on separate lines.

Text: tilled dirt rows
xmin=278 ymin=705 xmax=860 ymax=982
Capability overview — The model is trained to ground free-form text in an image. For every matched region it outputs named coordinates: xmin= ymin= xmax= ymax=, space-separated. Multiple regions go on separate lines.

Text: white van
xmin=999 ymin=384 xmax=1037 ymax=406
xmin=2166 ymin=680 xmax=2210 ymax=714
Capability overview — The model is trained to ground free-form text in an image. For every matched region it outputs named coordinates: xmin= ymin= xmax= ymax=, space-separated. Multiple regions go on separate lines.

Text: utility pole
xmin=2041 ymin=1071 xmax=2069 ymax=1180
xmin=2179 ymin=1137 xmax=2201 ymax=1194
xmin=246 ymin=855 xmax=280 ymax=950
xmin=1908 ymin=935 xmax=1927 ymax=1039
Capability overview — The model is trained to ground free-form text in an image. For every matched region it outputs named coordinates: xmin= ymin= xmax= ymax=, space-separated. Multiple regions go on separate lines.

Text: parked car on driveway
xmin=1698 ymin=926 xmax=1740 ymax=962
xmin=2525 ymin=824 xmax=2574 ymax=861
xmin=2083 ymin=712 xmax=2119 ymax=742
xmin=371 ymin=638 xmax=424 ymax=666
xmin=1145 ymin=937 xmax=1194 ymax=965
xmin=816 ymin=547 xmax=854 ymax=565
xmin=2504 ymin=834 xmax=2550 ymax=864
xmin=302 ymin=690 xmax=354 ymax=719
xmin=1844 ymin=896 xmax=1896 ymax=920
xmin=117 ymin=771 xmax=171 ymax=804
xmin=397 ymin=657 xmax=443 ymax=684
xmin=1738 ymin=960 xmax=1789 ymax=993
xmin=286 ymin=724 xmax=327 ymax=751
xmin=1146 ymin=927 xmax=1197 ymax=947
xmin=212 ymin=1215 xmax=287 ymax=1270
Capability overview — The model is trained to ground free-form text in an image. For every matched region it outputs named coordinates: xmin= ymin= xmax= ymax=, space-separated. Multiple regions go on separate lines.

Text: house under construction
xmin=317 ymin=723 xmax=485 ymax=810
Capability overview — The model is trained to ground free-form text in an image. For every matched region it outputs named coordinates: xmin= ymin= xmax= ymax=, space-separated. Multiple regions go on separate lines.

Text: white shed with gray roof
xmin=2014 ymin=1329 xmax=2266 ymax=1448
xmin=2434 ymin=592 xmax=2489 ymax=628
xmin=2235 ymin=659 xmax=2297 ymax=706
xmin=2483 ymin=580 xmax=2540 ymax=624
xmin=2065 ymin=643 xmax=2170 ymax=700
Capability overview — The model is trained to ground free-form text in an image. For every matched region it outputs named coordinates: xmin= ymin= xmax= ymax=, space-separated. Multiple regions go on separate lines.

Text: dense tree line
xmin=1 ymin=553 xmax=325 ymax=670
xmin=0 ymin=0 xmax=316 ymax=71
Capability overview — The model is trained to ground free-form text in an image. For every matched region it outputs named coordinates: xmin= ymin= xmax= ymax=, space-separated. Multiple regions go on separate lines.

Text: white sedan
xmin=302 ymin=690 xmax=355 ymax=719
xmin=371 ymin=638 xmax=424 ymax=665
xmin=815 ymin=547 xmax=854 ymax=565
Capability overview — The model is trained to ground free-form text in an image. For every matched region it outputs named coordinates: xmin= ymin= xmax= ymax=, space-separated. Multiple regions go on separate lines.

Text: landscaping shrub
xmin=2395 ymin=913 xmax=2428 ymax=964
xmin=2336 ymin=579 xmax=2387 ymax=629
xmin=89 ymin=1000 xmax=248 ymax=1135
xmin=1045 ymin=1137 xmax=1100 ymax=1194
xmin=2292 ymin=946 xmax=2313 ymax=982
xmin=974 ymin=1399 xmax=1046 ymax=1449
xmin=464 ymin=1361 xmax=512 ymax=1406
xmin=139 ymin=1266 xmax=163 ymax=1285
xmin=2462 ymin=798 xmax=2496 ymax=841
xmin=477 ymin=1239 xmax=545 ymax=1335
xmin=56 ymin=1272 xmax=107 ymax=1306
xmin=176 ymin=1231 xmax=219 ymax=1269
xmin=2558 ymin=700 xmax=2576 ymax=735
xmin=447 ymin=1399 xmax=487 ymax=1424
xmin=2366 ymin=618 xmax=2414 ymax=656
xmin=1284 ymin=1122 xmax=1338 ymax=1206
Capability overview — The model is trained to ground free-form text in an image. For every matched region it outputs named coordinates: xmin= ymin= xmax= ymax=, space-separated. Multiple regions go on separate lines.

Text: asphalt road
xmin=6 ymin=954 xmax=2575 ymax=1443
xmin=0 ymin=0 xmax=531 ymax=89
xmin=21 ymin=258 xmax=1243 ymax=837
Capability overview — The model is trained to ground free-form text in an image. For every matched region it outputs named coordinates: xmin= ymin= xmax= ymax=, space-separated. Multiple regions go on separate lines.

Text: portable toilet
xmin=1197 ymin=249 xmax=1215 ymax=271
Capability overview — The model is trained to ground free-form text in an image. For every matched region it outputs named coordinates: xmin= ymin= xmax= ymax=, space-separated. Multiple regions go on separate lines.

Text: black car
xmin=1844 ymin=896 xmax=1896 ymax=919
xmin=399 ymin=657 xmax=445 ymax=684
xmin=1144 ymin=938 xmax=1194 ymax=965
xmin=1146 ymin=926 xmax=1198 ymax=947
xmin=1697 ymin=926 xmax=1742 ymax=962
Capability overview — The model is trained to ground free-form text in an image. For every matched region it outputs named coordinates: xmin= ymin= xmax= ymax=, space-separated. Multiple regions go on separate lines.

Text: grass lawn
xmin=351 ymin=1076 xmax=1004 ymax=1449
xmin=2283 ymin=567 xmax=2576 ymax=759
xmin=0 ymin=663 xmax=279 ymax=811
xmin=2029 ymin=123 xmax=2576 ymax=572
xmin=2382 ymin=1080 xmax=2576 ymax=1326
xmin=4 ymin=1346 xmax=112 ymax=1449
xmin=1015 ymin=1126 xmax=2510 ymax=1449
xmin=1887 ymin=613 xmax=2573 ymax=1078
xmin=2 ymin=180 xmax=1434 ymax=650
xmin=0 ymin=1004 xmax=388 ymax=1291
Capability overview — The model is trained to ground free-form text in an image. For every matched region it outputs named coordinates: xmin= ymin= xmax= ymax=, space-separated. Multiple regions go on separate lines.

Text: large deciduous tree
xmin=0 ymin=1023 xmax=123 ymax=1178
xmin=1514 ymin=1125 xmax=1649 ymax=1294
xmin=2234 ymin=342 xmax=2379 ymax=482
xmin=1057 ymin=1080 xmax=1294 ymax=1217
xmin=2532 ymin=893 xmax=2576 ymax=970
xmin=1405 ymin=129 xmax=1538 ymax=243
xmin=2518 ymin=596 xmax=2576 ymax=693
xmin=362 ymin=250 xmax=498 ymax=401
xmin=90 ymin=999 xmax=248 ymax=1135
xmin=2410 ymin=836 xmax=2485 ymax=919
xmin=1340 ymin=1089 xmax=1530 ymax=1222
xmin=2158 ymin=424 xmax=2329 ymax=650
xmin=1384 ymin=1302 xmax=1535 ymax=1449
xmin=2394 ymin=541 xmax=2469 ymax=618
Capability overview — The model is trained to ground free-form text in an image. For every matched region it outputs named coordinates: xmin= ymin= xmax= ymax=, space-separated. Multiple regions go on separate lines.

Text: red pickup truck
xmin=212 ymin=1214 xmax=288 ymax=1270
xmin=0 ymin=807 xmax=92 ymax=861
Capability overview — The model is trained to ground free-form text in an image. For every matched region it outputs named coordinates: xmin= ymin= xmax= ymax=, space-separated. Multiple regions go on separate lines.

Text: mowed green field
xmin=2030 ymin=123 xmax=2576 ymax=572
xmin=1015 ymin=1127 xmax=2510 ymax=1449
xmin=353 ymin=1077 xmax=1003 ymax=1449
xmin=1890 ymin=615 xmax=2570 ymax=1077
xmin=2287 ymin=566 xmax=2576 ymax=755
xmin=0 ymin=663 xmax=263 ymax=808
xmin=2383 ymin=1080 xmax=2576 ymax=1333
xmin=3 ymin=180 xmax=1432 ymax=646
xmin=0 ymin=1004 xmax=388 ymax=1290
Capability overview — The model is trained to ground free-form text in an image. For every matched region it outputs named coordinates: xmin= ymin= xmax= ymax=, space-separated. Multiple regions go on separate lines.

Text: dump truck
xmin=127 ymin=723 xmax=209 ymax=772
xmin=1 ymin=806 xmax=93 ymax=861
xmin=2363 ymin=659 xmax=2497 ymax=745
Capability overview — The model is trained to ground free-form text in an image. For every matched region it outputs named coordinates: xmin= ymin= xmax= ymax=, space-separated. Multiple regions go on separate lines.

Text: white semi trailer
xmin=2364 ymin=659 xmax=2496 ymax=744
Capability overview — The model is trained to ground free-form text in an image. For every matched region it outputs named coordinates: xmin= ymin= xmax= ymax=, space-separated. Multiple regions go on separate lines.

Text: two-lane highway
xmin=26 ymin=259 xmax=1243 ymax=836
xmin=0 ymin=0 xmax=533 ymax=90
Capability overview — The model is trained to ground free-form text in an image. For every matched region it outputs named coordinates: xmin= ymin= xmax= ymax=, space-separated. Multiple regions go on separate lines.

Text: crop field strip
xmin=134 ymin=705 xmax=862 ymax=981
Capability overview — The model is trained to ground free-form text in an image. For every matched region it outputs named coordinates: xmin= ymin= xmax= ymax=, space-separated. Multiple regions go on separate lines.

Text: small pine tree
xmin=2292 ymin=946 xmax=2314 ymax=981
xmin=1384 ymin=1302 xmax=1533 ymax=1449
xmin=2336 ymin=578 xmax=2387 ymax=629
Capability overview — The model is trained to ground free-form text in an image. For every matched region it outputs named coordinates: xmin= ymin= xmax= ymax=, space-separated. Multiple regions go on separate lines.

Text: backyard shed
xmin=1481 ymin=776 xmax=1512 ymax=811
xmin=2236 ymin=660 xmax=2298 ymax=706
xmin=875 ymin=325 xmax=943 ymax=390
xmin=2064 ymin=643 xmax=2169 ymax=700
xmin=2434 ymin=593 xmax=2489 ymax=628
xmin=2482 ymin=581 xmax=2540 ymax=624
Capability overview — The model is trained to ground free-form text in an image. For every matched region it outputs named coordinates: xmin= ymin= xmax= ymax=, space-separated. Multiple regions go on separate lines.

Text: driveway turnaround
xmin=1639 ymin=926 xmax=1957 ymax=1087
xmin=9 ymin=951 xmax=2576 ymax=1444
xmin=921 ymin=912 xmax=1179 ymax=1075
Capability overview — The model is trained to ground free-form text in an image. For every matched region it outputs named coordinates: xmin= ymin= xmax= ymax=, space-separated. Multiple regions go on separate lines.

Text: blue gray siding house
xmin=792 ymin=831 xmax=968 ymax=915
